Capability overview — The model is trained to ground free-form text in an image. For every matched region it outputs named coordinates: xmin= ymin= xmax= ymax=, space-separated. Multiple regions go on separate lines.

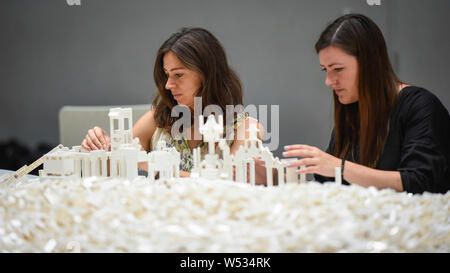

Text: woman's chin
xmin=337 ymin=96 xmax=348 ymax=104
xmin=338 ymin=97 xmax=358 ymax=105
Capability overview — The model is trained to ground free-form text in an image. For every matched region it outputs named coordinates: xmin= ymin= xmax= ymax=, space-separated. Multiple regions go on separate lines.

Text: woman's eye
xmin=175 ymin=73 xmax=183 ymax=78
xmin=334 ymin=68 xmax=343 ymax=72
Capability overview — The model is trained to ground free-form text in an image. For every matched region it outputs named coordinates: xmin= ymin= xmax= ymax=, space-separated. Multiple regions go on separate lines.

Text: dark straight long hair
xmin=315 ymin=14 xmax=401 ymax=168
xmin=152 ymin=27 xmax=243 ymax=129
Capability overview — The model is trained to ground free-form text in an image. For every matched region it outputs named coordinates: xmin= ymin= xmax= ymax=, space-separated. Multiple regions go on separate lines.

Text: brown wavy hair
xmin=315 ymin=14 xmax=401 ymax=168
xmin=152 ymin=27 xmax=243 ymax=129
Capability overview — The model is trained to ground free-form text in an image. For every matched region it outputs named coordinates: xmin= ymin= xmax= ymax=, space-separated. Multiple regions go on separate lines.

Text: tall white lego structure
xmin=108 ymin=108 xmax=146 ymax=179
xmin=197 ymin=115 xmax=224 ymax=179
xmin=109 ymin=108 xmax=133 ymax=151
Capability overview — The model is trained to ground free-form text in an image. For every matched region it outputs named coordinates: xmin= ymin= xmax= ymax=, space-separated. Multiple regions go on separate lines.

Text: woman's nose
xmin=325 ymin=73 xmax=334 ymax=87
xmin=165 ymin=77 xmax=175 ymax=90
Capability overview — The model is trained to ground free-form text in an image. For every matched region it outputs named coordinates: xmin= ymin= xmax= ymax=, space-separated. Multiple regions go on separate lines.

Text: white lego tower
xmin=198 ymin=115 xmax=224 ymax=179
xmin=218 ymin=139 xmax=232 ymax=180
xmin=109 ymin=108 xmax=133 ymax=151
xmin=108 ymin=108 xmax=146 ymax=179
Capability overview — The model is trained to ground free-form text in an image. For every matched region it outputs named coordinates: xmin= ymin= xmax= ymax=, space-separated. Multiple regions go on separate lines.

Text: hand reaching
xmin=283 ymin=144 xmax=340 ymax=177
xmin=81 ymin=126 xmax=111 ymax=151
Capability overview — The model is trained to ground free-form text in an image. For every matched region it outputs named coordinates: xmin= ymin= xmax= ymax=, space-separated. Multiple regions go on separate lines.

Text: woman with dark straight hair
xmin=82 ymin=27 xmax=263 ymax=179
xmin=153 ymin=27 xmax=244 ymax=129
xmin=283 ymin=14 xmax=450 ymax=194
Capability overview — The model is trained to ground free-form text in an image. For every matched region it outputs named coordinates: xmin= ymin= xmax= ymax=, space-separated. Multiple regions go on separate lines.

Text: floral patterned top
xmin=150 ymin=113 xmax=249 ymax=172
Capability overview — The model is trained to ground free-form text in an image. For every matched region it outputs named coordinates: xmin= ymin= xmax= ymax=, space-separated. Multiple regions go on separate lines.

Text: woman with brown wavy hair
xmin=82 ymin=27 xmax=263 ymax=178
xmin=283 ymin=14 xmax=450 ymax=194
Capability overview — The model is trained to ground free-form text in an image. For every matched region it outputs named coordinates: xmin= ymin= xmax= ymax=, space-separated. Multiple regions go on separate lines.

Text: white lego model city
xmin=1 ymin=107 xmax=318 ymax=185
xmin=0 ymin=108 xmax=448 ymax=253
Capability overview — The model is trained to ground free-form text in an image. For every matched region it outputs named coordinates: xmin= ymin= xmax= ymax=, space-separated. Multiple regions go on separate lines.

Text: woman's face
xmin=318 ymin=46 xmax=359 ymax=104
xmin=163 ymin=51 xmax=203 ymax=109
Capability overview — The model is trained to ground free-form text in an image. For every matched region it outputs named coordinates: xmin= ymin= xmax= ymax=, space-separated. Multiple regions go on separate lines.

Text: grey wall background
xmin=1 ymin=0 xmax=449 ymax=158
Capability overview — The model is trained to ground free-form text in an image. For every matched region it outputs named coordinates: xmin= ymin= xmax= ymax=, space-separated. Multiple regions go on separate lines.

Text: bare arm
xmin=341 ymin=160 xmax=403 ymax=191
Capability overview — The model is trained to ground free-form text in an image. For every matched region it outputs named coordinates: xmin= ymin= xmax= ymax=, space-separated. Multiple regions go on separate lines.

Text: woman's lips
xmin=172 ymin=93 xmax=182 ymax=99
xmin=334 ymin=88 xmax=344 ymax=93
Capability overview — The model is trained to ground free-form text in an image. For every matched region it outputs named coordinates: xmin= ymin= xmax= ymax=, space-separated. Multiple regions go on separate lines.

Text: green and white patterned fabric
xmin=150 ymin=113 xmax=248 ymax=172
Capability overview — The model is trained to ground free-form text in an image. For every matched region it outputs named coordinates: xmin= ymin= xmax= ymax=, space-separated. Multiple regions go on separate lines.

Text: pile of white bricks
xmin=1 ymin=176 xmax=449 ymax=252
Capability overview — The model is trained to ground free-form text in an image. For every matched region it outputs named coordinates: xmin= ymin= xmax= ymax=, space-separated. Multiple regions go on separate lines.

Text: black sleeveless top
xmin=315 ymin=86 xmax=450 ymax=194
